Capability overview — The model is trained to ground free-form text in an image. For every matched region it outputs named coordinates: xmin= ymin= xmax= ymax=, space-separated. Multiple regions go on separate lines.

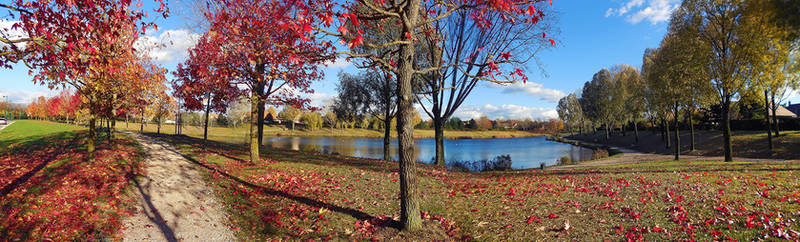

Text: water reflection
xmin=262 ymin=136 xmax=594 ymax=169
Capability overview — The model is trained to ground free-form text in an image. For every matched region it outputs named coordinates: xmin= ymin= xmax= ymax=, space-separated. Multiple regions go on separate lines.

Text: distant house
xmin=164 ymin=120 xmax=176 ymax=124
xmin=265 ymin=112 xmax=281 ymax=124
xmin=787 ymin=102 xmax=800 ymax=118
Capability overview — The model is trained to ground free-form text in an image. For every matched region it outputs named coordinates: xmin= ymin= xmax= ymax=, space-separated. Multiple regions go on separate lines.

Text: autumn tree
xmin=2 ymin=0 xmax=165 ymax=160
xmin=148 ymin=89 xmax=176 ymax=134
xmin=305 ymin=0 xmax=558 ymax=230
xmin=581 ymin=69 xmax=615 ymax=142
xmin=278 ymin=106 xmax=302 ymax=130
xmin=557 ymin=93 xmax=583 ymax=134
xmin=173 ymin=42 xmax=239 ymax=144
xmin=737 ymin=1 xmax=798 ymax=149
xmin=187 ymin=0 xmax=329 ymax=163
xmin=676 ymin=0 xmax=759 ymax=161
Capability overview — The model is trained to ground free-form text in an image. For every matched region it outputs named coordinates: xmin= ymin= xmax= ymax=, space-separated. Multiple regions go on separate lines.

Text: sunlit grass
xmin=152 ymin=133 xmax=800 ymax=240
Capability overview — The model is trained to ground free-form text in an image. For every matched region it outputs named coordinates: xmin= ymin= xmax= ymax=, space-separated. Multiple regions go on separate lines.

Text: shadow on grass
xmin=534 ymin=163 xmax=800 ymax=176
xmin=0 ymin=129 xmax=144 ymax=240
xmin=139 ymin=132 xmax=401 ymax=230
xmin=0 ymin=132 xmax=83 ymax=198
xmin=566 ymin=130 xmax=800 ymax=160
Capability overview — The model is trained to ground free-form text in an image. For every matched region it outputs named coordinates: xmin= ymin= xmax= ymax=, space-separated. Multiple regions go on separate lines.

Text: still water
xmin=262 ymin=136 xmax=594 ymax=169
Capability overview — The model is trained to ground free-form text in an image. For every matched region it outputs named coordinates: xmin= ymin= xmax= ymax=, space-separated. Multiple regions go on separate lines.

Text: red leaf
xmin=348 ymin=35 xmax=363 ymax=48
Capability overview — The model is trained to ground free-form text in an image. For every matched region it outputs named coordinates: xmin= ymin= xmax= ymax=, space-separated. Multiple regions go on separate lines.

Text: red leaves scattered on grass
xmin=0 ymin=134 xmax=144 ymax=241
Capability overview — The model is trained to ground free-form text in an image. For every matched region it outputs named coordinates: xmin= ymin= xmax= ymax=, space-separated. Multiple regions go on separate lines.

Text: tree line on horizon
xmin=556 ymin=0 xmax=800 ymax=161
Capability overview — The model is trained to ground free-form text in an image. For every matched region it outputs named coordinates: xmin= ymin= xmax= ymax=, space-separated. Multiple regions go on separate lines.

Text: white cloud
xmin=134 ymin=29 xmax=200 ymax=63
xmin=606 ymin=0 xmax=679 ymax=25
xmin=605 ymin=8 xmax=614 ymax=17
xmin=496 ymin=82 xmax=566 ymax=103
xmin=453 ymin=104 xmax=558 ymax=120
xmin=0 ymin=88 xmax=59 ymax=103
xmin=307 ymin=92 xmax=335 ymax=110
xmin=0 ymin=20 xmax=27 ymax=49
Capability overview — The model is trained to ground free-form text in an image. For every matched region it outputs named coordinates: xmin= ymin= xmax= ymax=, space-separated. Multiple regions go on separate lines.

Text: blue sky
xmin=2 ymin=0 xmax=798 ymax=120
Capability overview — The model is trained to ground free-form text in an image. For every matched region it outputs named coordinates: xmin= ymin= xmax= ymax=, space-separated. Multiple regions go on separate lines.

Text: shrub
xmin=559 ymin=156 xmax=572 ymax=164
xmin=593 ymin=149 xmax=609 ymax=159
xmin=448 ymin=154 xmax=512 ymax=172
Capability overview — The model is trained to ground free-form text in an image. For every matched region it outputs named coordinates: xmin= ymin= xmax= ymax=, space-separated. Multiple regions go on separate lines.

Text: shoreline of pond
xmin=264 ymin=128 xmax=548 ymax=140
xmin=261 ymin=135 xmax=595 ymax=171
xmin=544 ymin=135 xmax=624 ymax=167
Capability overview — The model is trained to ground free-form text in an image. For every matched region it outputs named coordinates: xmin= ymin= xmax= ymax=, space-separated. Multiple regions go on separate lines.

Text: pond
xmin=262 ymin=136 xmax=595 ymax=169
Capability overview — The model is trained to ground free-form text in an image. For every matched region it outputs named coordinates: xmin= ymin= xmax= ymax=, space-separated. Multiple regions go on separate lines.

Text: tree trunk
xmin=140 ymin=110 xmax=144 ymax=133
xmin=771 ymin=95 xmax=780 ymax=137
xmin=434 ymin=117 xmax=445 ymax=166
xmin=764 ymin=89 xmax=773 ymax=150
xmin=688 ymin=107 xmax=695 ymax=152
xmin=383 ymin=117 xmax=391 ymax=161
xmin=664 ymin=117 xmax=671 ymax=149
xmin=249 ymin=89 xmax=260 ymax=163
xmin=633 ymin=120 xmax=639 ymax=144
xmin=395 ymin=1 xmax=422 ymax=230
xmin=722 ymin=97 xmax=733 ymax=162
xmin=604 ymin=122 xmax=610 ymax=143
xmin=256 ymin=82 xmax=265 ymax=147
xmin=674 ymin=102 xmax=680 ymax=161
xmin=157 ymin=119 xmax=161 ymax=134
xmin=204 ymin=93 xmax=211 ymax=145
xmin=111 ymin=118 xmax=116 ymax=140
xmin=88 ymin=102 xmax=96 ymax=161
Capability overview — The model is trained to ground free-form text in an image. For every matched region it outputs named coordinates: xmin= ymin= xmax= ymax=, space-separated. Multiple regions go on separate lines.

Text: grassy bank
xmin=567 ymin=130 xmax=800 ymax=160
xmin=0 ymin=120 xmax=145 ymax=240
xmin=149 ymin=132 xmax=800 ymax=240
xmin=114 ymin=121 xmax=544 ymax=143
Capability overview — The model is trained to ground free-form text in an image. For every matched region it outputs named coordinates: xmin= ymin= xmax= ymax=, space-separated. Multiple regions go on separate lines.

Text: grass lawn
xmin=568 ymin=130 xmax=800 ymax=160
xmin=150 ymin=133 xmax=800 ymax=240
xmin=0 ymin=120 xmax=145 ymax=240
xmin=114 ymin=121 xmax=543 ymax=144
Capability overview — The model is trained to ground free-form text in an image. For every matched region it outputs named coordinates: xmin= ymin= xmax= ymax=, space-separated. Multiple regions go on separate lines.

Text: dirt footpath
xmin=121 ymin=131 xmax=236 ymax=242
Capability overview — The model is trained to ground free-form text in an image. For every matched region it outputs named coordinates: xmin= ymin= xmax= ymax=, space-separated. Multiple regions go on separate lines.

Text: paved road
xmin=121 ymin=131 xmax=236 ymax=242
xmin=0 ymin=120 xmax=15 ymax=132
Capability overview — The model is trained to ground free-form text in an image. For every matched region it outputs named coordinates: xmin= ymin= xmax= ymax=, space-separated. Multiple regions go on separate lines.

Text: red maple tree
xmin=177 ymin=0 xmax=332 ymax=162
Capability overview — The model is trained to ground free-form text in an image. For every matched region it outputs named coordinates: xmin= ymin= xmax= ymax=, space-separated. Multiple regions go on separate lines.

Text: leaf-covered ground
xmin=150 ymin=133 xmax=800 ymax=241
xmin=0 ymin=121 xmax=145 ymax=240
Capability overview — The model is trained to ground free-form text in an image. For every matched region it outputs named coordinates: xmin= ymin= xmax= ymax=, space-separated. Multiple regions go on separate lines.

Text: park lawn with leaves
xmin=151 ymin=133 xmax=800 ymax=241
xmin=0 ymin=120 xmax=146 ymax=240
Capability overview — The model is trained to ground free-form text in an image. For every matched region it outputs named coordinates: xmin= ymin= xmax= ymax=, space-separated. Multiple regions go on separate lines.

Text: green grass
xmin=0 ymin=120 xmax=145 ymax=241
xmin=149 ymin=133 xmax=800 ymax=241
xmin=0 ymin=120 xmax=82 ymax=152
